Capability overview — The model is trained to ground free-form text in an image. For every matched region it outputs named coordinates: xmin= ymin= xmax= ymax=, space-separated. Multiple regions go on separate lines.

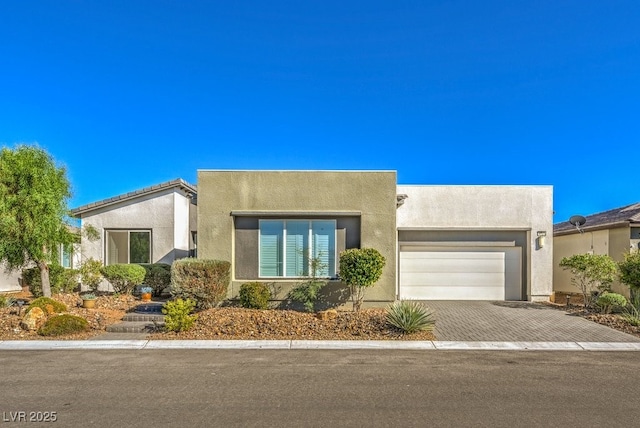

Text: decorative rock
xmin=21 ymin=307 xmax=46 ymax=331
xmin=316 ymin=309 xmax=338 ymax=320
xmin=44 ymin=304 xmax=55 ymax=315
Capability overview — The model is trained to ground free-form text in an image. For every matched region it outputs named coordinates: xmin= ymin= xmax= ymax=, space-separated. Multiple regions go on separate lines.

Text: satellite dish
xmin=569 ymin=215 xmax=586 ymax=233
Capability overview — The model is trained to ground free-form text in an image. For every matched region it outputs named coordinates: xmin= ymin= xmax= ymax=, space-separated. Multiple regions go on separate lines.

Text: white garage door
xmin=399 ymin=246 xmax=522 ymax=300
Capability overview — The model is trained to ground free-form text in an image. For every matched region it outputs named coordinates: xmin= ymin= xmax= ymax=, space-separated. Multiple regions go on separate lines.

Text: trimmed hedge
xmin=239 ymin=282 xmax=271 ymax=309
xmin=101 ymin=264 xmax=146 ymax=294
xmin=138 ymin=263 xmax=171 ymax=296
xmin=170 ymin=258 xmax=230 ymax=309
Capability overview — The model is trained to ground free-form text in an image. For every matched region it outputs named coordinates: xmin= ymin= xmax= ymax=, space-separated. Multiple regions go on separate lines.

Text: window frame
xmin=258 ymin=219 xmax=337 ymax=279
xmin=104 ymin=229 xmax=152 ymax=265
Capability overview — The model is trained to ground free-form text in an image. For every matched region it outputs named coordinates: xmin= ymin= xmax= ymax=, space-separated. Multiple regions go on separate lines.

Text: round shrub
xmin=38 ymin=314 xmax=89 ymax=336
xmin=170 ymin=258 xmax=231 ymax=309
xmin=386 ymin=300 xmax=435 ymax=334
xmin=139 ymin=263 xmax=171 ymax=296
xmin=101 ymin=264 xmax=146 ymax=294
xmin=339 ymin=248 xmax=386 ymax=312
xmin=596 ymin=292 xmax=628 ymax=314
xmin=162 ymin=299 xmax=197 ymax=332
xmin=239 ymin=282 xmax=271 ymax=309
xmin=79 ymin=258 xmax=104 ymax=292
xmin=27 ymin=297 xmax=67 ymax=314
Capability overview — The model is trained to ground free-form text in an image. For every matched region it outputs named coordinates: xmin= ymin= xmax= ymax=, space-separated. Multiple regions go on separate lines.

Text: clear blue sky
xmin=1 ymin=1 xmax=639 ymax=223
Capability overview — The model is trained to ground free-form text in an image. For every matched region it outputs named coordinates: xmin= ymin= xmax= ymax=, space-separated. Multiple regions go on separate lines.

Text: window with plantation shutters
xmin=259 ymin=220 xmax=336 ymax=278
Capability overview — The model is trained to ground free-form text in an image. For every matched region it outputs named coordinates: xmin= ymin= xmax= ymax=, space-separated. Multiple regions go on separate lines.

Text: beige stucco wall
xmin=0 ymin=264 xmax=22 ymax=292
xmin=396 ymin=185 xmax=554 ymax=301
xmin=197 ymin=170 xmax=398 ymax=303
xmin=78 ymin=189 xmax=194 ymax=289
xmin=554 ymin=226 xmax=631 ymax=296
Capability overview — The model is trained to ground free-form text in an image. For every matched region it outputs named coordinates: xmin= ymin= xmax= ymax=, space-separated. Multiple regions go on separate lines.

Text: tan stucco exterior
xmin=554 ymin=225 xmax=636 ymax=296
xmin=197 ymin=170 xmax=398 ymax=304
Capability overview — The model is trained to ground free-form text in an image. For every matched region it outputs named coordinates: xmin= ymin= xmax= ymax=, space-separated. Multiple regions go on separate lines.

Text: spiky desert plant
xmin=386 ymin=300 xmax=435 ymax=334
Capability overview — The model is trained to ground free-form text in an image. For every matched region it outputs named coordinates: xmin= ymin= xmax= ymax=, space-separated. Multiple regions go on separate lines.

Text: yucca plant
xmin=386 ymin=300 xmax=435 ymax=334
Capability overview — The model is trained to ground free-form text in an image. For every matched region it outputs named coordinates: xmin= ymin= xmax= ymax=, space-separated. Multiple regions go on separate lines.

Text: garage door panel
xmin=401 ymin=285 xmax=505 ymax=300
xmin=399 ymin=246 xmax=522 ymax=301
xmin=401 ymin=257 xmax=504 ymax=274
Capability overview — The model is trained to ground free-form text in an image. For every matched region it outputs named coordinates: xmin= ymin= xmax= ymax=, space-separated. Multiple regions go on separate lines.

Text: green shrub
xmin=38 ymin=314 xmax=89 ymax=336
xmin=559 ymin=254 xmax=618 ymax=308
xmin=596 ymin=292 xmax=628 ymax=314
xmin=54 ymin=268 xmax=79 ymax=293
xmin=239 ymin=282 xmax=271 ymax=309
xmin=101 ymin=264 xmax=146 ymax=294
xmin=622 ymin=296 xmax=640 ymax=326
xmin=27 ymin=297 xmax=67 ymax=313
xmin=79 ymin=258 xmax=104 ymax=292
xmin=619 ymin=251 xmax=640 ymax=290
xmin=288 ymin=280 xmax=325 ymax=312
xmin=23 ymin=264 xmax=67 ymax=297
xmin=139 ymin=263 xmax=171 ymax=296
xmin=339 ymin=248 xmax=386 ymax=312
xmin=162 ymin=298 xmax=197 ymax=332
xmin=386 ymin=301 xmax=435 ymax=334
xmin=170 ymin=258 xmax=230 ymax=309
xmin=0 ymin=295 xmax=16 ymax=308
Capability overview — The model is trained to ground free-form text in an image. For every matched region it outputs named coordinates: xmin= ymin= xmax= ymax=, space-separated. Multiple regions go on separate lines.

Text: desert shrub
xmin=139 ymin=263 xmax=171 ymax=296
xmin=54 ymin=268 xmax=79 ymax=293
xmin=27 ymin=296 xmax=67 ymax=313
xmin=79 ymin=258 xmax=104 ymax=292
xmin=386 ymin=300 xmax=435 ymax=334
xmin=23 ymin=264 xmax=67 ymax=297
xmin=239 ymin=282 xmax=271 ymax=309
xmin=38 ymin=314 xmax=89 ymax=336
xmin=339 ymin=248 xmax=386 ymax=312
xmin=162 ymin=298 xmax=197 ymax=332
xmin=596 ymin=292 xmax=628 ymax=314
xmin=0 ymin=295 xmax=16 ymax=308
xmin=101 ymin=264 xmax=146 ymax=294
xmin=170 ymin=258 xmax=230 ymax=309
xmin=559 ymin=254 xmax=618 ymax=308
xmin=288 ymin=280 xmax=325 ymax=312
xmin=622 ymin=296 xmax=640 ymax=326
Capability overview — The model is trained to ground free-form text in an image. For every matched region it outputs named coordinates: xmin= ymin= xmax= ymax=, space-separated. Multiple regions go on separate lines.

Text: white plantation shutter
xmin=312 ymin=221 xmax=335 ymax=277
xmin=259 ymin=221 xmax=283 ymax=276
xmin=286 ymin=221 xmax=309 ymax=276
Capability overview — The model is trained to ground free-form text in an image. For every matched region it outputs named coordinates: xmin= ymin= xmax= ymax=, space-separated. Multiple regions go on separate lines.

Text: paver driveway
xmin=424 ymin=301 xmax=640 ymax=342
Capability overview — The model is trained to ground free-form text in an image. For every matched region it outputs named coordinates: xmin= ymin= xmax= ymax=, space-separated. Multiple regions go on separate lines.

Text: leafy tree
xmin=559 ymin=253 xmax=618 ymax=309
xmin=619 ymin=251 xmax=640 ymax=291
xmin=339 ymin=248 xmax=386 ymax=312
xmin=0 ymin=145 xmax=73 ymax=297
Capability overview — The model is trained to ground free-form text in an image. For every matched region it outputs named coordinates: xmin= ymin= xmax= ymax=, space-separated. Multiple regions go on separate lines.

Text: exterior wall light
xmin=536 ymin=231 xmax=547 ymax=249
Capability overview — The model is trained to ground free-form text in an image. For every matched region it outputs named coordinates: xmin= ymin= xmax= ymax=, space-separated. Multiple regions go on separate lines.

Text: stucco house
xmin=553 ymin=202 xmax=640 ymax=296
xmin=71 ymin=179 xmax=197 ymax=290
xmin=71 ymin=171 xmax=554 ymax=305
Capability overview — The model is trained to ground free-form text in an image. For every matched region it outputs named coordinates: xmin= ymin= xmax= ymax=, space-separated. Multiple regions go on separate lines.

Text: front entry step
xmin=105 ymin=303 xmax=166 ymax=334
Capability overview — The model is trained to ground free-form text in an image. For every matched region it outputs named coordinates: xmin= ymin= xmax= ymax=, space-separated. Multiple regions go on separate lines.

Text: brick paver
xmin=423 ymin=301 xmax=640 ymax=342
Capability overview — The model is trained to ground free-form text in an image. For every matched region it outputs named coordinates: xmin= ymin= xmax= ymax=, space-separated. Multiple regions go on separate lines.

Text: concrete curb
xmin=1 ymin=340 xmax=640 ymax=351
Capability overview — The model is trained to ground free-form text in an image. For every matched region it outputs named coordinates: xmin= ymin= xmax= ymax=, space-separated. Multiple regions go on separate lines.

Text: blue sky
xmin=1 ymin=1 xmax=638 ymax=223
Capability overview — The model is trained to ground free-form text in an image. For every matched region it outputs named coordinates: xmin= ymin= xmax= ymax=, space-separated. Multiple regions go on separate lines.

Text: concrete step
xmin=122 ymin=313 xmax=166 ymax=322
xmin=106 ymin=321 xmax=164 ymax=334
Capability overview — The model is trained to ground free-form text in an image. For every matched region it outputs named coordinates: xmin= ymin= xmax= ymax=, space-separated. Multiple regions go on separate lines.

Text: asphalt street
xmin=1 ymin=349 xmax=638 ymax=427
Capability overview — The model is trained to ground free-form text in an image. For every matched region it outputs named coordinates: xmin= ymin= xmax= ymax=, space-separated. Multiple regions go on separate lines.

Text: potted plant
xmin=81 ymin=293 xmax=97 ymax=309
xmin=140 ymin=286 xmax=153 ymax=302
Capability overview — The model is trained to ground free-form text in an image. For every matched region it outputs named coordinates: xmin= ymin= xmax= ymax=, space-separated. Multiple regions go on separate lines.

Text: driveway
xmin=425 ymin=301 xmax=640 ymax=342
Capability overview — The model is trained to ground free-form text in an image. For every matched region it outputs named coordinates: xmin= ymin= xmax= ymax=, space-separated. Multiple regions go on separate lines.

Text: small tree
xmin=79 ymin=258 xmax=104 ymax=293
xmin=619 ymin=252 xmax=640 ymax=297
xmin=288 ymin=254 xmax=328 ymax=312
xmin=0 ymin=145 xmax=74 ymax=297
xmin=339 ymin=248 xmax=386 ymax=312
xmin=559 ymin=253 xmax=618 ymax=309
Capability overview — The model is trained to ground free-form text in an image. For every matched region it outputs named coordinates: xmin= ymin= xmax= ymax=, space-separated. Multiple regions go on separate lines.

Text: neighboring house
xmin=71 ymin=178 xmax=197 ymax=290
xmin=197 ymin=170 xmax=553 ymax=305
xmin=553 ymin=202 xmax=640 ymax=296
xmin=71 ymin=171 xmax=553 ymax=304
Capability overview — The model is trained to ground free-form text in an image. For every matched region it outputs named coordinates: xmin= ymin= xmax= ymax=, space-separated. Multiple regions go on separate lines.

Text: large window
xmin=106 ymin=230 xmax=151 ymax=265
xmin=59 ymin=244 xmax=73 ymax=268
xmin=259 ymin=220 xmax=336 ymax=278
